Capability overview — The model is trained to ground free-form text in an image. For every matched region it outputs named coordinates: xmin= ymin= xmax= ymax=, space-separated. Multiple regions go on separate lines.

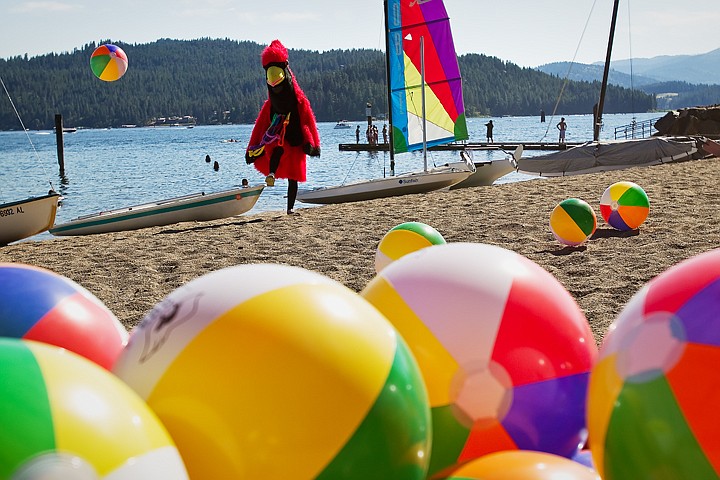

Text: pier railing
xmin=614 ymin=116 xmax=661 ymax=139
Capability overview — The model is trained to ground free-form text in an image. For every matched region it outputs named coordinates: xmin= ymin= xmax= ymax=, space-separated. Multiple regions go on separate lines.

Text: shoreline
xmin=2 ymin=157 xmax=719 ymax=344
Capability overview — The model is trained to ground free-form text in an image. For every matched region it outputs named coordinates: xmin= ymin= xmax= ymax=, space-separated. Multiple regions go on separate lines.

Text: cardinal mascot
xmin=245 ymin=39 xmax=321 ymax=214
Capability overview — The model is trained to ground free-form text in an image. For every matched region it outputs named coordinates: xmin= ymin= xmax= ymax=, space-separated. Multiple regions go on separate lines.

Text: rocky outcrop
xmin=654 ymin=105 xmax=720 ymax=137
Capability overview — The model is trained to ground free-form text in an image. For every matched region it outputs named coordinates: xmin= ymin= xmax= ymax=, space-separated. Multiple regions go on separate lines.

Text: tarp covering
xmin=516 ymin=137 xmax=699 ymax=177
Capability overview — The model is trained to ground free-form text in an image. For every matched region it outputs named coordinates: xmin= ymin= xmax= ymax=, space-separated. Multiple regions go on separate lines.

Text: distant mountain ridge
xmin=538 ymin=48 xmax=720 ymax=86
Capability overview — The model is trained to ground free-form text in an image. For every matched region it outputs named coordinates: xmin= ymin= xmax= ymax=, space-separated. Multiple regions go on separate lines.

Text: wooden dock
xmin=339 ymin=142 xmax=582 ymax=152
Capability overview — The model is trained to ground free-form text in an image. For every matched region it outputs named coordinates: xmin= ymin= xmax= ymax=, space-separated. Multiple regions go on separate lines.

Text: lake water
xmin=1 ymin=112 xmax=660 ymax=241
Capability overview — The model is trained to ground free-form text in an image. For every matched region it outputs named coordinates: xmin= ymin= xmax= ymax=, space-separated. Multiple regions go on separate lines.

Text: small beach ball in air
xmin=550 ymin=198 xmax=597 ymax=246
xmin=587 ymin=248 xmax=720 ymax=479
xmin=0 ymin=338 xmax=188 ymax=479
xmin=361 ymin=243 xmax=597 ymax=477
xmin=113 ymin=264 xmax=431 ymax=480
xmin=600 ymin=181 xmax=649 ymax=231
xmin=90 ymin=43 xmax=128 ymax=81
xmin=375 ymin=221 xmax=446 ymax=273
xmin=0 ymin=263 xmax=128 ymax=370
xmin=434 ymin=450 xmax=600 ymax=480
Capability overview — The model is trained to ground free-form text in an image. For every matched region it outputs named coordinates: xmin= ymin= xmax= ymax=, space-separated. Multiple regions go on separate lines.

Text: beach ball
xmin=0 ymin=263 xmax=128 ymax=370
xmin=0 ymin=338 xmax=188 ymax=479
xmin=434 ymin=450 xmax=600 ymax=480
xmin=361 ymin=243 xmax=597 ymax=476
xmin=375 ymin=221 xmax=446 ymax=273
xmin=600 ymin=181 xmax=650 ymax=231
xmin=90 ymin=44 xmax=128 ymax=81
xmin=549 ymin=198 xmax=597 ymax=246
xmin=113 ymin=264 xmax=431 ymax=480
xmin=588 ymin=248 xmax=720 ymax=479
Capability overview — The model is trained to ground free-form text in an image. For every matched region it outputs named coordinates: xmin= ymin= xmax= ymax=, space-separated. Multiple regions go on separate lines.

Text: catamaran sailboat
xmin=297 ymin=0 xmax=476 ymax=205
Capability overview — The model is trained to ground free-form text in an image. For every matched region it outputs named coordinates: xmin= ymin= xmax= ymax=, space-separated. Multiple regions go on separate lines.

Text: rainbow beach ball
xmin=361 ymin=243 xmax=597 ymax=476
xmin=90 ymin=43 xmax=128 ymax=81
xmin=0 ymin=338 xmax=188 ymax=479
xmin=588 ymin=248 xmax=720 ymax=479
xmin=550 ymin=198 xmax=597 ymax=246
xmin=375 ymin=221 xmax=446 ymax=273
xmin=0 ymin=263 xmax=128 ymax=370
xmin=600 ymin=181 xmax=649 ymax=231
xmin=113 ymin=264 xmax=431 ymax=480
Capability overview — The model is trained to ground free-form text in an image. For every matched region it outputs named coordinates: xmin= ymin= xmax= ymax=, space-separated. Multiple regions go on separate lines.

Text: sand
xmin=2 ymin=156 xmax=718 ymax=344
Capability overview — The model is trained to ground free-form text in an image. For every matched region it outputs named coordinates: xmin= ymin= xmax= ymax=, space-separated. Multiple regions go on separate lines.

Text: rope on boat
xmin=539 ymin=0 xmax=600 ymax=143
xmin=0 ymin=75 xmax=55 ymax=194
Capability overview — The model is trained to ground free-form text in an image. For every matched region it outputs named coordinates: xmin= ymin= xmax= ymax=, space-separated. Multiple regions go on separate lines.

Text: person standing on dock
xmin=485 ymin=120 xmax=494 ymax=143
xmin=556 ymin=117 xmax=567 ymax=144
xmin=355 ymin=125 xmax=360 ymax=144
xmin=540 ymin=109 xmax=546 ymax=123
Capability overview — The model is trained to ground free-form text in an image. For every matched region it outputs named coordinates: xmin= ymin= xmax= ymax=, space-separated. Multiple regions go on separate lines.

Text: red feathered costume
xmin=245 ymin=40 xmax=320 ymax=213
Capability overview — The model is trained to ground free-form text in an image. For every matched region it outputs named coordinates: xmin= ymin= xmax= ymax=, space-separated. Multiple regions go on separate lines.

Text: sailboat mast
xmin=594 ymin=0 xmax=620 ymax=142
xmin=420 ymin=36 xmax=428 ymax=173
xmin=383 ymin=0 xmax=395 ymax=175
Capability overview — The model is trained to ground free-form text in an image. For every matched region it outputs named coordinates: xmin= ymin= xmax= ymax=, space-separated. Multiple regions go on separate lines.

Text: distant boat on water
xmin=334 ymin=120 xmax=353 ymax=129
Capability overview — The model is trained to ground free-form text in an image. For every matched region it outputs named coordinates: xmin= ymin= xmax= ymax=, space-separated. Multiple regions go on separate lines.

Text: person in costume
xmin=245 ymin=39 xmax=321 ymax=214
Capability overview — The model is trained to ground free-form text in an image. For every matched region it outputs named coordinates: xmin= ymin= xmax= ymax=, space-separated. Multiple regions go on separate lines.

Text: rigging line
xmin=626 ymin=0 xmax=636 ymax=127
xmin=539 ymin=0 xmax=600 ymax=142
xmin=0 ymin=75 xmax=55 ymax=190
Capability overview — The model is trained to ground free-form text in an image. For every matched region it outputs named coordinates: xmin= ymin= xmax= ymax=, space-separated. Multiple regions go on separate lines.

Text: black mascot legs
xmin=269 ymin=146 xmax=284 ymax=175
xmin=287 ymin=180 xmax=298 ymax=215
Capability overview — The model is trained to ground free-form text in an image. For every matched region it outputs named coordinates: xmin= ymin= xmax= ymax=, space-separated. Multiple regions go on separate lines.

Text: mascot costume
xmin=245 ymin=39 xmax=321 ymax=214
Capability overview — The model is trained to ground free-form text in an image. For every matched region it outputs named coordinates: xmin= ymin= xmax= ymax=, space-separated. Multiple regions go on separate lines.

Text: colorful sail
xmin=386 ymin=0 xmax=469 ymax=154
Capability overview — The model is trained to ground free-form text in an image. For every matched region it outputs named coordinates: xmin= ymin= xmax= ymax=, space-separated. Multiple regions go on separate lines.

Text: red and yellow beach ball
xmin=588 ymin=248 xmax=720 ymax=479
xmin=375 ymin=221 xmax=446 ymax=273
xmin=361 ymin=243 xmax=597 ymax=476
xmin=0 ymin=338 xmax=188 ymax=479
xmin=0 ymin=263 xmax=128 ymax=370
xmin=90 ymin=43 xmax=128 ymax=81
xmin=113 ymin=264 xmax=431 ymax=479
xmin=600 ymin=181 xmax=650 ymax=231
xmin=550 ymin=198 xmax=597 ymax=246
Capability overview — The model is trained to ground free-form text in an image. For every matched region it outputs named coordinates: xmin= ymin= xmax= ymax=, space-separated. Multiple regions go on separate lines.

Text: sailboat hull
xmin=297 ymin=169 xmax=471 ymax=204
xmin=50 ymin=185 xmax=264 ymax=236
xmin=449 ymin=159 xmax=515 ymax=189
xmin=0 ymin=193 xmax=61 ymax=246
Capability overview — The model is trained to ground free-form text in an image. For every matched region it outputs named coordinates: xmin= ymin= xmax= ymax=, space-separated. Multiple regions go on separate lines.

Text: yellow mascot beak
xmin=266 ymin=66 xmax=286 ymax=87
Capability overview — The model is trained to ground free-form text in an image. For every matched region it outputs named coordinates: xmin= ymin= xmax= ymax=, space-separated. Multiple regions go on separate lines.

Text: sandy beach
xmin=2 ymin=156 xmax=718 ymax=344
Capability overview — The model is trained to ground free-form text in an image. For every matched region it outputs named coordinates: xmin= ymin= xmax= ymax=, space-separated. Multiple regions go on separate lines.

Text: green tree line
xmin=0 ymin=38 xmax=654 ymax=130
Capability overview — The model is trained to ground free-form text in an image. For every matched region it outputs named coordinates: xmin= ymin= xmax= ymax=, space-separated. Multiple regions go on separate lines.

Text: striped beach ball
xmin=0 ymin=263 xmax=128 ymax=370
xmin=90 ymin=44 xmax=128 ymax=81
xmin=375 ymin=221 xmax=446 ymax=273
xmin=550 ymin=198 xmax=597 ymax=246
xmin=361 ymin=243 xmax=597 ymax=477
xmin=113 ymin=264 xmax=431 ymax=480
xmin=434 ymin=450 xmax=600 ymax=480
xmin=600 ymin=181 xmax=650 ymax=231
xmin=588 ymin=248 xmax=720 ymax=479
xmin=0 ymin=338 xmax=188 ymax=479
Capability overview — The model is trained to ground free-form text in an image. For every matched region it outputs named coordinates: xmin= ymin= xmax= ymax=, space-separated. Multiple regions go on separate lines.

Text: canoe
xmin=0 ymin=192 xmax=61 ymax=245
xmin=50 ymin=185 xmax=264 ymax=236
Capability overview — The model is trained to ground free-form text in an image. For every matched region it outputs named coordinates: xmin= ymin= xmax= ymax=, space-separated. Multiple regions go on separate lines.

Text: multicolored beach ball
xmin=434 ymin=450 xmax=600 ymax=480
xmin=375 ymin=221 xmax=446 ymax=273
xmin=113 ymin=264 xmax=431 ymax=480
xmin=90 ymin=43 xmax=128 ymax=81
xmin=0 ymin=263 xmax=128 ymax=370
xmin=600 ymin=181 xmax=650 ymax=231
xmin=549 ymin=198 xmax=597 ymax=246
xmin=361 ymin=243 xmax=597 ymax=476
xmin=587 ymin=248 xmax=720 ymax=479
xmin=0 ymin=338 xmax=188 ymax=479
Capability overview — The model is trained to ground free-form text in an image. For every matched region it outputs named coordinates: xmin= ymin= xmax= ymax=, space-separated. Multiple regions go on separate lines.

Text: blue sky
xmin=1 ymin=0 xmax=718 ymax=66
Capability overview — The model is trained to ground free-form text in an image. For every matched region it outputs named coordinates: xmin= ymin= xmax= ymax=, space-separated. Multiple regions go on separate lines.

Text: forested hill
xmin=0 ymin=38 xmax=654 ymax=130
